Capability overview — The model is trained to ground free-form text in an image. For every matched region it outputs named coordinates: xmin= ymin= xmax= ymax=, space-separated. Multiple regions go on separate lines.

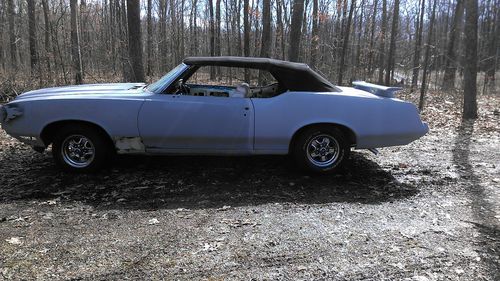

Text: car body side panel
xmin=138 ymin=94 xmax=254 ymax=153
xmin=1 ymin=87 xmax=427 ymax=156
xmin=251 ymin=91 xmax=428 ymax=152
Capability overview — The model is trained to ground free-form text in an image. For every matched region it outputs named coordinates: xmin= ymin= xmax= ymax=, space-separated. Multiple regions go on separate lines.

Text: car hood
xmin=15 ymin=83 xmax=146 ymax=100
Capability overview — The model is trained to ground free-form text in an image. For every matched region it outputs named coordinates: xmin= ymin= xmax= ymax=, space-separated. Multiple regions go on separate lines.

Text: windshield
xmin=146 ymin=63 xmax=187 ymax=93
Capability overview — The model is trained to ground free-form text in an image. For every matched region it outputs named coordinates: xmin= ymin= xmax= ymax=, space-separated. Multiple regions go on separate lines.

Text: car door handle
xmin=244 ymin=107 xmax=250 ymax=110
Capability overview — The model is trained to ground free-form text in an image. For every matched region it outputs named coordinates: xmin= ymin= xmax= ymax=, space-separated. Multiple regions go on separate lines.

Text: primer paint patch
xmin=115 ymin=137 xmax=145 ymax=153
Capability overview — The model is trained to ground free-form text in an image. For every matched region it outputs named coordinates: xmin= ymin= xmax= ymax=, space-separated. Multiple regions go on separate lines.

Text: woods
xmin=0 ymin=0 xmax=498 ymax=117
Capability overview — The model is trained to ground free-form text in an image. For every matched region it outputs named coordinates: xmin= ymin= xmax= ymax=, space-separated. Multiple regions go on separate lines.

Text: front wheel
xmin=52 ymin=125 xmax=111 ymax=172
xmin=293 ymin=127 xmax=350 ymax=173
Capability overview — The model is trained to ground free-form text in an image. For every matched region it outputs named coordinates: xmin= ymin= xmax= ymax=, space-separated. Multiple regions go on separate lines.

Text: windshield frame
xmin=145 ymin=63 xmax=190 ymax=94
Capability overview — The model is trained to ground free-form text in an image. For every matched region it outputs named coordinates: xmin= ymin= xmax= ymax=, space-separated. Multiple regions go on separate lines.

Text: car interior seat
xmin=232 ymin=83 xmax=251 ymax=98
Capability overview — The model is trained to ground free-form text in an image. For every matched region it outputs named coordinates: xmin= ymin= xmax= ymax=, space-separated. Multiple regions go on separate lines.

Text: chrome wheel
xmin=306 ymin=134 xmax=340 ymax=167
xmin=61 ymin=135 xmax=95 ymax=168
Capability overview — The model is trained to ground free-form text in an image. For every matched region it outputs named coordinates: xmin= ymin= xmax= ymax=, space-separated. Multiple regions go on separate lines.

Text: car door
xmin=137 ymin=94 xmax=254 ymax=154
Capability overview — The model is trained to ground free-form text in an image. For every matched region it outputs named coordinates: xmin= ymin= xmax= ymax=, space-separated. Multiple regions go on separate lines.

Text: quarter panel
xmin=252 ymin=91 xmax=428 ymax=152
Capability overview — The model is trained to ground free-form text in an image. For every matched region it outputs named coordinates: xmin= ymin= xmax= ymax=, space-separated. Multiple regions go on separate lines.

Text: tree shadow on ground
xmin=451 ymin=119 xmax=500 ymax=279
xmin=0 ymin=151 xmax=418 ymax=210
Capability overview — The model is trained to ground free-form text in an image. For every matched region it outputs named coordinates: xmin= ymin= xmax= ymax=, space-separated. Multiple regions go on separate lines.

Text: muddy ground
xmin=0 ymin=92 xmax=499 ymax=280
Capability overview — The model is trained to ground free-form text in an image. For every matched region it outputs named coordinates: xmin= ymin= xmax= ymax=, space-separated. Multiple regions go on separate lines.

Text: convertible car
xmin=0 ymin=57 xmax=428 ymax=173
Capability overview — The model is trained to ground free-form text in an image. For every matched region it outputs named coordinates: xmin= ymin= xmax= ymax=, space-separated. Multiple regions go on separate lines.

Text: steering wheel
xmin=175 ymin=79 xmax=190 ymax=95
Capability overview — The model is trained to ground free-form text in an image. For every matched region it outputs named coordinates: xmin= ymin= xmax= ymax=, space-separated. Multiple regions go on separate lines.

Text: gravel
xmin=1 ymin=92 xmax=499 ymax=280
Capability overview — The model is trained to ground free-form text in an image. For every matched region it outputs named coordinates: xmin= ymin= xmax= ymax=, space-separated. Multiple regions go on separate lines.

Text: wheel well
xmin=40 ymin=120 xmax=113 ymax=147
xmin=289 ymin=123 xmax=357 ymax=153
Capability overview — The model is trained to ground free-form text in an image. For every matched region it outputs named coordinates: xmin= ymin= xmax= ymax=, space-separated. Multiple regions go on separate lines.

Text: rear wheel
xmin=293 ymin=126 xmax=350 ymax=173
xmin=52 ymin=125 xmax=111 ymax=172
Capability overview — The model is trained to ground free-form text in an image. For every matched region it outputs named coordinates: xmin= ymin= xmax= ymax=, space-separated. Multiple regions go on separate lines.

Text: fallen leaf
xmin=6 ymin=237 xmax=23 ymax=245
xmin=148 ymin=218 xmax=159 ymax=225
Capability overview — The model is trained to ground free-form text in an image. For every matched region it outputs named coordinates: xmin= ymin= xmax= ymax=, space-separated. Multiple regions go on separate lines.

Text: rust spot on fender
xmin=114 ymin=137 xmax=145 ymax=153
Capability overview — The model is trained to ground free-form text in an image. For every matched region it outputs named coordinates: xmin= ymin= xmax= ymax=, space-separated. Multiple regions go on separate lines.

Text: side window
xmin=186 ymin=67 xmax=281 ymax=98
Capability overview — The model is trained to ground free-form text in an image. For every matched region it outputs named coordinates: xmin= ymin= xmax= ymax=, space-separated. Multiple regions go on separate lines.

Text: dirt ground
xmin=0 ymin=92 xmax=499 ymax=280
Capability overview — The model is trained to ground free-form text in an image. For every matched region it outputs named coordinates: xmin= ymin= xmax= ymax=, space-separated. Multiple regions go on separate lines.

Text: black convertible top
xmin=183 ymin=56 xmax=339 ymax=92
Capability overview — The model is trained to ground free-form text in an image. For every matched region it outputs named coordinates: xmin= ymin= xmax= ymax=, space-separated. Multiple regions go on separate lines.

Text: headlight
xmin=0 ymin=104 xmax=23 ymax=123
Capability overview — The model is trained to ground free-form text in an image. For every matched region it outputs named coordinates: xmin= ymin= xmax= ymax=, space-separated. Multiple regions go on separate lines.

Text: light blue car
xmin=0 ymin=57 xmax=428 ymax=173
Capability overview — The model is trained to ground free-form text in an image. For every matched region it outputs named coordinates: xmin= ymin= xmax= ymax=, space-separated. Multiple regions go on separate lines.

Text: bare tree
xmin=7 ymin=0 xmax=16 ymax=70
xmin=0 ymin=2 xmax=4 ymax=71
xmin=41 ymin=0 xmax=52 ymax=81
xmin=243 ymin=0 xmax=250 ymax=81
xmin=411 ymin=0 xmax=425 ymax=91
xmin=146 ymin=0 xmax=153 ymax=76
xmin=366 ymin=0 xmax=379 ymax=77
xmin=70 ymin=0 xmax=83 ymax=84
xmin=338 ymin=0 xmax=356 ymax=85
xmin=289 ymin=0 xmax=305 ymax=62
xmin=463 ymin=0 xmax=478 ymax=119
xmin=0 ymin=0 xmax=493 ymax=99
xmin=484 ymin=0 xmax=499 ymax=90
xmin=276 ymin=0 xmax=286 ymax=60
xmin=442 ymin=0 xmax=464 ymax=90
xmin=377 ymin=0 xmax=387 ymax=84
xmin=385 ymin=0 xmax=399 ymax=85
xmin=159 ymin=0 xmax=168 ymax=72
xmin=27 ymin=0 xmax=39 ymax=78
xmin=258 ymin=0 xmax=272 ymax=84
xmin=259 ymin=0 xmax=272 ymax=59
xmin=126 ymin=0 xmax=145 ymax=82
xmin=208 ymin=0 xmax=215 ymax=79
xmin=310 ymin=0 xmax=319 ymax=69
xmin=418 ymin=0 xmax=438 ymax=111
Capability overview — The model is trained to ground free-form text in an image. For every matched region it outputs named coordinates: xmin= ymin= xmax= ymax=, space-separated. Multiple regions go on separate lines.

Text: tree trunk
xmin=41 ymin=0 xmax=52 ymax=81
xmin=27 ymin=0 xmax=39 ymax=78
xmin=442 ymin=0 xmax=464 ymax=90
xmin=411 ymin=0 xmax=425 ymax=90
xmin=243 ymin=0 xmax=250 ymax=81
xmin=169 ymin=0 xmax=176 ymax=64
xmin=236 ymin=0 xmax=242 ymax=56
xmin=208 ymin=0 xmax=215 ymax=79
xmin=337 ymin=0 xmax=355 ymax=85
xmin=484 ymin=1 xmax=498 ymax=90
xmin=259 ymin=0 xmax=271 ymax=59
xmin=377 ymin=0 xmax=387 ymax=84
xmin=289 ymin=0 xmax=305 ymax=62
xmin=70 ymin=0 xmax=83 ymax=84
xmin=80 ymin=0 xmax=88 ymax=75
xmin=418 ymin=0 xmax=437 ymax=111
xmin=385 ymin=0 xmax=399 ymax=85
xmin=258 ymin=0 xmax=272 ymax=84
xmin=215 ymin=0 xmax=221 ymax=77
xmin=179 ymin=0 xmax=185 ymax=60
xmin=310 ymin=0 xmax=319 ymax=69
xmin=126 ymin=0 xmax=145 ymax=82
xmin=118 ymin=0 xmax=130 ymax=80
xmin=276 ymin=0 xmax=285 ymax=60
xmin=366 ymin=0 xmax=378 ymax=78
xmin=0 ymin=2 xmax=5 ymax=71
xmin=7 ymin=0 xmax=16 ymax=70
xmin=146 ymin=0 xmax=153 ymax=76
xmin=463 ymin=0 xmax=478 ymax=119
xmin=159 ymin=0 xmax=168 ymax=72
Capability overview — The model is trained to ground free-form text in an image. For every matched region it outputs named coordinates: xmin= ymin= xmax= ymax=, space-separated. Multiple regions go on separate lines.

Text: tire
xmin=293 ymin=126 xmax=350 ymax=173
xmin=52 ymin=124 xmax=111 ymax=172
